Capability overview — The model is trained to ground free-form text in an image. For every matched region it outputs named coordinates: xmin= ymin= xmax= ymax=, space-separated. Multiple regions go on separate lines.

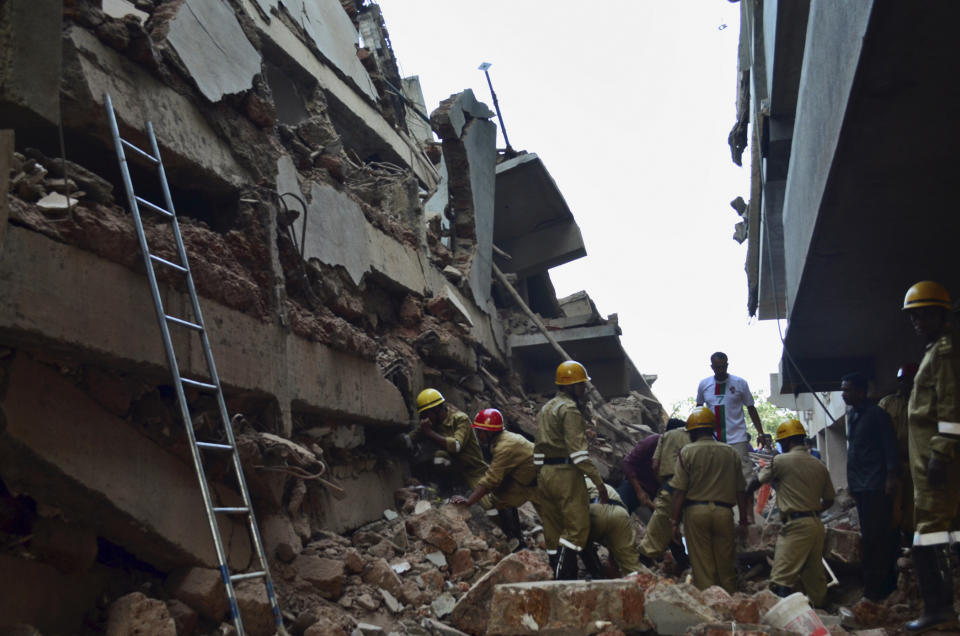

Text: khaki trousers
xmin=589 ymin=502 xmax=643 ymax=575
xmin=638 ymin=487 xmax=674 ymax=560
xmin=683 ymin=503 xmax=736 ymax=593
xmin=538 ymin=464 xmax=590 ymax=550
xmin=770 ymin=517 xmax=827 ymax=607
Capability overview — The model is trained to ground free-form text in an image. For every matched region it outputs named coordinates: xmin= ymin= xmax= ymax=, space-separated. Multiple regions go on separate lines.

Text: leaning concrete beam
xmin=0 ymin=354 xmax=250 ymax=571
xmin=0 ymin=227 xmax=409 ymax=427
xmin=508 ymin=323 xmax=619 ymax=350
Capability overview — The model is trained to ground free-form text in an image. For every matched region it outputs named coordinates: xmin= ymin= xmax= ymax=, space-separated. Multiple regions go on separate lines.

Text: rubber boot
xmin=499 ymin=508 xmax=525 ymax=550
xmin=548 ymin=551 xmax=559 ymax=574
xmin=555 ymin=546 xmax=578 ymax=580
xmin=579 ymin=543 xmax=605 ymax=580
xmin=907 ymin=544 xmax=958 ymax=633
xmin=669 ymin=540 xmax=690 ymax=570
xmin=770 ymin=583 xmax=793 ymax=598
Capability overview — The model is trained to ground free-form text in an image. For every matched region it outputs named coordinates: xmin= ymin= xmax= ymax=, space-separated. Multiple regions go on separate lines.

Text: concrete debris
xmin=643 ymin=581 xmax=721 ymax=635
xmin=431 ymin=592 xmax=457 ymax=618
xmin=425 ymin=551 xmax=447 ymax=568
xmin=105 ymin=592 xmax=176 ymax=636
xmin=383 ymin=508 xmax=399 ymax=521
xmin=35 ymin=191 xmax=77 ymax=212
xmin=170 ymin=567 xmax=230 ymax=621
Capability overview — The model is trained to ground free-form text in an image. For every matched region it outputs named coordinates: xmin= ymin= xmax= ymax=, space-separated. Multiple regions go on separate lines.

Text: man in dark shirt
xmin=616 ymin=433 xmax=661 ymax=517
xmin=841 ymin=371 xmax=899 ymax=602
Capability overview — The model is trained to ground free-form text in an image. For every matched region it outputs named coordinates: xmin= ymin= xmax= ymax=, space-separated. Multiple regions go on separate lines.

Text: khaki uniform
xmin=671 ymin=438 xmax=746 ymax=593
xmin=535 ymin=392 xmax=604 ymax=552
xmin=586 ymin=481 xmax=643 ymax=575
xmin=908 ymin=326 xmax=960 ymax=542
xmin=878 ymin=392 xmax=914 ymax=535
xmin=410 ymin=407 xmax=488 ymax=487
xmin=639 ymin=428 xmax=690 ymax=560
xmin=757 ymin=446 xmax=836 ymax=607
xmin=477 ymin=431 xmax=541 ymax=511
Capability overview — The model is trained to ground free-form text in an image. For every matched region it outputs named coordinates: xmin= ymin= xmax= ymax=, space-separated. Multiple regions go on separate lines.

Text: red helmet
xmin=473 ymin=408 xmax=504 ymax=432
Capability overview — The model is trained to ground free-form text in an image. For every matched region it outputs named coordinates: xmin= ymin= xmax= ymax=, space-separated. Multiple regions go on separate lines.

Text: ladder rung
xmin=196 ymin=441 xmax=234 ymax=451
xmin=135 ymin=195 xmax=174 ymax=217
xmin=231 ymin=571 xmax=265 ymax=583
xmin=213 ymin=507 xmax=250 ymax=514
xmin=149 ymin=254 xmax=187 ymax=273
xmin=181 ymin=377 xmax=217 ymax=391
xmin=165 ymin=314 xmax=203 ymax=331
xmin=121 ymin=138 xmax=159 ymax=163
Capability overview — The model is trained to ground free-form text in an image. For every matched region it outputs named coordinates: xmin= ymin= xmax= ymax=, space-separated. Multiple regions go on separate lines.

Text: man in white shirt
xmin=696 ymin=351 xmax=770 ymax=521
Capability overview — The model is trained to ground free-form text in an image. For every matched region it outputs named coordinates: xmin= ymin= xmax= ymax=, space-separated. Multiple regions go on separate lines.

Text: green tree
xmin=669 ymin=390 xmax=797 ymax=443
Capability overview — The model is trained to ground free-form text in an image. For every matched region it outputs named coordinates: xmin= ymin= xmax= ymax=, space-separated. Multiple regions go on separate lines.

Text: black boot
xmin=770 ymin=583 xmax=793 ymax=598
xmin=907 ymin=544 xmax=958 ymax=633
xmin=555 ymin=546 xmax=578 ymax=580
xmin=669 ymin=540 xmax=690 ymax=570
xmin=579 ymin=543 xmax=605 ymax=580
xmin=497 ymin=508 xmax=524 ymax=550
xmin=548 ymin=551 xmax=559 ymax=573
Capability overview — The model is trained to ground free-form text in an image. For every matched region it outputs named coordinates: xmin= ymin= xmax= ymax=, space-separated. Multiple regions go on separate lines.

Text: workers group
xmin=403 ymin=279 xmax=959 ymax=634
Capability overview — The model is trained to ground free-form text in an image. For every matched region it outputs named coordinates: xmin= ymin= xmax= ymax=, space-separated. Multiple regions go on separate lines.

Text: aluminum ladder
xmin=104 ymin=93 xmax=284 ymax=635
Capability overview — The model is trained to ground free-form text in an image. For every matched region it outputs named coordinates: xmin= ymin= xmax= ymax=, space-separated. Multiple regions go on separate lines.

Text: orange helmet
xmin=903 ymin=281 xmax=951 ymax=311
xmin=556 ymin=360 xmax=590 ymax=385
xmin=473 ymin=408 xmax=504 ymax=432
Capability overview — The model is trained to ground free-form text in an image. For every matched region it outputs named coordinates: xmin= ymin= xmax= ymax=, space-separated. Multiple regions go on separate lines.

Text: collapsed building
xmin=0 ymin=0 xmax=666 ymax=633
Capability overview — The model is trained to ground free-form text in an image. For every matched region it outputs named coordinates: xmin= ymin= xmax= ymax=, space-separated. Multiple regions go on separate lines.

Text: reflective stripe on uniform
xmin=546 ymin=549 xmax=557 ymax=555
xmin=453 ymin=440 xmax=461 ymax=452
xmin=914 ymin=530 xmax=952 ymax=546
xmin=569 ymin=450 xmax=589 ymax=460
xmin=572 ymin=455 xmax=590 ymax=464
xmin=434 ymin=457 xmax=451 ymax=467
xmin=558 ymin=537 xmax=582 ymax=551
xmin=485 ymin=508 xmax=499 ymax=517
xmin=937 ymin=421 xmax=960 ymax=435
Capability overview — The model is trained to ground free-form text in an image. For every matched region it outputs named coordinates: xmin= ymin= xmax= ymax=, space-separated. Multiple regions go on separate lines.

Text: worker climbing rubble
xmin=449 ymin=408 xmax=540 ymax=549
xmin=747 ymin=418 xmax=836 ymax=607
xmin=534 ymin=359 xmax=608 ymax=580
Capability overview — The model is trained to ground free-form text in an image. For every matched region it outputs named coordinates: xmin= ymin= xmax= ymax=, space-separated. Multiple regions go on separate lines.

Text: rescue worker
xmin=669 ymin=406 xmax=748 ymax=593
xmin=449 ymin=408 xmax=540 ymax=547
xmin=535 ymin=360 xmax=608 ymax=580
xmin=408 ymin=388 xmax=487 ymax=489
xmin=878 ymin=363 xmax=919 ymax=546
xmin=585 ymin=478 xmax=645 ymax=577
xmin=902 ymin=281 xmax=960 ymax=633
xmin=637 ymin=418 xmax=691 ymax=570
xmin=746 ymin=419 xmax=835 ymax=607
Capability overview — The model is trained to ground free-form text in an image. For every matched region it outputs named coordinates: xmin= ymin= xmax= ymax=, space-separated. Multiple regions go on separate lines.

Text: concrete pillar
xmin=0 ymin=0 xmax=62 ymax=126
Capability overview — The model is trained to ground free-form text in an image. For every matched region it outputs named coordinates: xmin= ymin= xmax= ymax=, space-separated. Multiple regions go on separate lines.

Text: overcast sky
xmin=376 ymin=0 xmax=786 ymax=411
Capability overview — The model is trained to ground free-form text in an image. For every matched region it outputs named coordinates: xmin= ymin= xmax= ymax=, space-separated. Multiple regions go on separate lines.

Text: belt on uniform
xmin=782 ymin=511 xmax=817 ymax=521
xmin=541 ymin=457 xmax=573 ymax=465
xmin=684 ymin=500 xmax=734 ymax=508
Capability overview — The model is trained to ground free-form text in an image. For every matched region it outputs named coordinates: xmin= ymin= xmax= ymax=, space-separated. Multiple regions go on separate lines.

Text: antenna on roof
xmin=478 ymin=62 xmax=513 ymax=153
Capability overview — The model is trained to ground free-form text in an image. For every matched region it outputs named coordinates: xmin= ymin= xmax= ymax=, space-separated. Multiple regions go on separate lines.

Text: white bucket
xmin=761 ymin=592 xmax=829 ymax=636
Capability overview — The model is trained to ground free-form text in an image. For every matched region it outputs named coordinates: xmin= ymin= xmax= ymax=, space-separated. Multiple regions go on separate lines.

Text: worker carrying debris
xmin=746 ymin=418 xmax=835 ymax=607
xmin=585 ymin=478 xmax=645 ymax=578
xmin=534 ymin=360 xmax=608 ymax=580
xmin=406 ymin=389 xmax=488 ymax=489
xmin=901 ymin=280 xmax=960 ymax=633
xmin=669 ymin=406 xmax=748 ymax=593
xmin=636 ymin=417 xmax=691 ymax=570
xmin=449 ymin=408 xmax=541 ymax=548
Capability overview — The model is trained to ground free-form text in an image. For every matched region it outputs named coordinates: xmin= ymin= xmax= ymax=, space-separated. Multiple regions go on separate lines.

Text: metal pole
xmin=478 ymin=62 xmax=512 ymax=151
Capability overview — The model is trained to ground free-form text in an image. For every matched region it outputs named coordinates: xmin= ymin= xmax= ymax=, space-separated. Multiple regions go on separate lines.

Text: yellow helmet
xmin=903 ymin=281 xmax=951 ymax=311
xmin=686 ymin=406 xmax=715 ymax=431
xmin=555 ymin=360 xmax=590 ymax=385
xmin=416 ymin=388 xmax=445 ymax=413
xmin=775 ymin=418 xmax=806 ymax=441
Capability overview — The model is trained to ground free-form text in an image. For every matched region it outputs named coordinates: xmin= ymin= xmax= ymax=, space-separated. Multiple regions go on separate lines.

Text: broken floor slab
xmin=0 ymin=227 xmax=409 ymax=429
xmin=166 ymin=0 xmax=262 ymax=102
xmin=486 ymin=578 xmax=654 ymax=635
xmin=493 ymin=153 xmax=586 ymax=277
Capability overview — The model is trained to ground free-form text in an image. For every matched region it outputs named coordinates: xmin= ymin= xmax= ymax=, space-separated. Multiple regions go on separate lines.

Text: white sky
xmin=376 ymin=0 xmax=785 ymax=410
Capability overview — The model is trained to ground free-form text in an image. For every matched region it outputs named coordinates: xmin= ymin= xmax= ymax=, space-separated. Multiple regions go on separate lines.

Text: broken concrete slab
xmin=292 ymin=554 xmax=344 ymax=600
xmin=166 ymin=0 xmax=262 ymax=103
xmin=643 ymin=581 xmax=720 ymax=636
xmin=102 ymin=0 xmax=150 ymax=23
xmin=170 ymin=567 xmax=229 ymax=621
xmin=61 ymin=26 xmax=250 ymax=190
xmin=0 ymin=354 xmax=251 ymax=571
xmin=448 ymin=550 xmax=552 ymax=635
xmin=431 ymin=592 xmax=456 ymax=618
xmin=0 ymin=0 xmax=61 ymax=126
xmin=429 ymin=89 xmax=494 ymax=140
xmin=36 ymin=192 xmax=77 ymax=212
xmin=486 ymin=579 xmax=653 ymax=636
